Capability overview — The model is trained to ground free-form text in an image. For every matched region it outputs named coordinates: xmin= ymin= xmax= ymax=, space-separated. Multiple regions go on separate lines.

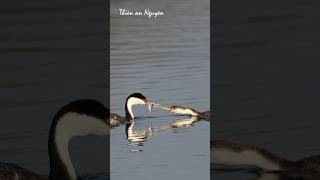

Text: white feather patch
xmin=126 ymin=97 xmax=146 ymax=119
xmin=55 ymin=113 xmax=108 ymax=180
xmin=172 ymin=108 xmax=198 ymax=116
xmin=211 ymin=147 xmax=281 ymax=171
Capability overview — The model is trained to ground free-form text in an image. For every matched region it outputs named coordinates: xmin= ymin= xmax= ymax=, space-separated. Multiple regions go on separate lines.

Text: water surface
xmin=0 ymin=0 xmax=108 ymax=178
xmin=213 ymin=0 xmax=320 ymax=179
xmin=110 ymin=0 xmax=210 ymax=179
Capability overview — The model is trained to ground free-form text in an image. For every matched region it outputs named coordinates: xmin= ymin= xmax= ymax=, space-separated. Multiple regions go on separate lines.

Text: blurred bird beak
xmin=159 ymin=106 xmax=172 ymax=111
xmin=145 ymin=100 xmax=162 ymax=112
xmin=147 ymin=103 xmax=153 ymax=112
xmin=145 ymin=100 xmax=153 ymax=112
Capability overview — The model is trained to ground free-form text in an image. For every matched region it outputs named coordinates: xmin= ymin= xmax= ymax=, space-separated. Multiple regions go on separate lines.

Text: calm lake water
xmin=110 ymin=0 xmax=210 ymax=180
xmin=213 ymin=0 xmax=320 ymax=179
xmin=0 ymin=0 xmax=108 ymax=179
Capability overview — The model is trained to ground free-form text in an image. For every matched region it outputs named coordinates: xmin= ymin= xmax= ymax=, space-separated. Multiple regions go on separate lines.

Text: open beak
xmin=145 ymin=100 xmax=153 ymax=112
xmin=147 ymin=103 xmax=153 ymax=112
xmin=145 ymin=100 xmax=161 ymax=112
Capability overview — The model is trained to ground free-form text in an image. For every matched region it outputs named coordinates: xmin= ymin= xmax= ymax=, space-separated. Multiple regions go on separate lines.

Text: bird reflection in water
xmin=122 ymin=102 xmax=210 ymax=153
xmin=170 ymin=116 xmax=202 ymax=128
xmin=124 ymin=115 xmax=208 ymax=152
xmin=125 ymin=121 xmax=153 ymax=151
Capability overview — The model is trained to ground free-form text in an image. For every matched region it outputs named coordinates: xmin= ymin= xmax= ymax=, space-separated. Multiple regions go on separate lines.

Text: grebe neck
xmin=49 ymin=112 xmax=108 ymax=180
xmin=125 ymin=97 xmax=145 ymax=121
xmin=125 ymin=101 xmax=134 ymax=121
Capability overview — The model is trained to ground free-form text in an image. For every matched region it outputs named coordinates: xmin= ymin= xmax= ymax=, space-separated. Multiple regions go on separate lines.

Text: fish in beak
xmin=145 ymin=101 xmax=161 ymax=112
xmin=147 ymin=102 xmax=153 ymax=112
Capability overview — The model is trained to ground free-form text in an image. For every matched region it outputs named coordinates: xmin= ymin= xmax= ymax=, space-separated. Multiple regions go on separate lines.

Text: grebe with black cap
xmin=0 ymin=99 xmax=109 ymax=180
xmin=110 ymin=93 xmax=156 ymax=127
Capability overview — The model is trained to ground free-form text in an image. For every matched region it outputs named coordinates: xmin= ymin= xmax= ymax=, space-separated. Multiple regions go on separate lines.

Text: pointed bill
xmin=159 ymin=106 xmax=172 ymax=111
xmin=147 ymin=103 xmax=153 ymax=112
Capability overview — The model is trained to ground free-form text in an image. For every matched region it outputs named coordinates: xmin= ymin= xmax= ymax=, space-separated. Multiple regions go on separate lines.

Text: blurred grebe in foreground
xmin=211 ymin=139 xmax=320 ymax=172
xmin=0 ymin=99 xmax=109 ymax=180
xmin=159 ymin=105 xmax=210 ymax=120
xmin=110 ymin=93 xmax=156 ymax=127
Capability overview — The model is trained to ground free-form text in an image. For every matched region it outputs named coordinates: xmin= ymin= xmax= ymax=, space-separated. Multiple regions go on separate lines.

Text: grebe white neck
xmin=126 ymin=97 xmax=146 ymax=119
xmin=54 ymin=112 xmax=108 ymax=180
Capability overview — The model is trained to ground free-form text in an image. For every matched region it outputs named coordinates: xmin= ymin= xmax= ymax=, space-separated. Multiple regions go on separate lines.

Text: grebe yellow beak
xmin=159 ymin=106 xmax=172 ymax=111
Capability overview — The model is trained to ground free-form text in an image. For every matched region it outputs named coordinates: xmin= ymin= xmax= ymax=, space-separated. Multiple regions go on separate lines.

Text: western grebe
xmin=110 ymin=93 xmax=155 ymax=127
xmin=159 ymin=105 xmax=210 ymax=120
xmin=211 ymin=139 xmax=320 ymax=172
xmin=0 ymin=99 xmax=109 ymax=180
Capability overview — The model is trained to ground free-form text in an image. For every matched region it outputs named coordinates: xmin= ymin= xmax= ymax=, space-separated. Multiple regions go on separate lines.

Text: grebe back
xmin=211 ymin=140 xmax=320 ymax=172
xmin=159 ymin=105 xmax=210 ymax=120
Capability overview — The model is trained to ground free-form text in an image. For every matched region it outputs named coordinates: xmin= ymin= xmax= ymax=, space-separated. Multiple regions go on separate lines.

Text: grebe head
xmin=160 ymin=105 xmax=198 ymax=116
xmin=49 ymin=99 xmax=109 ymax=180
xmin=125 ymin=93 xmax=153 ymax=120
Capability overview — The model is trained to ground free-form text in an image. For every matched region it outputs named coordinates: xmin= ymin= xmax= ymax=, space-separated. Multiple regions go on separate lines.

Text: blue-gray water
xmin=0 ymin=0 xmax=108 ymax=179
xmin=213 ymin=0 xmax=320 ymax=179
xmin=110 ymin=0 xmax=210 ymax=179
